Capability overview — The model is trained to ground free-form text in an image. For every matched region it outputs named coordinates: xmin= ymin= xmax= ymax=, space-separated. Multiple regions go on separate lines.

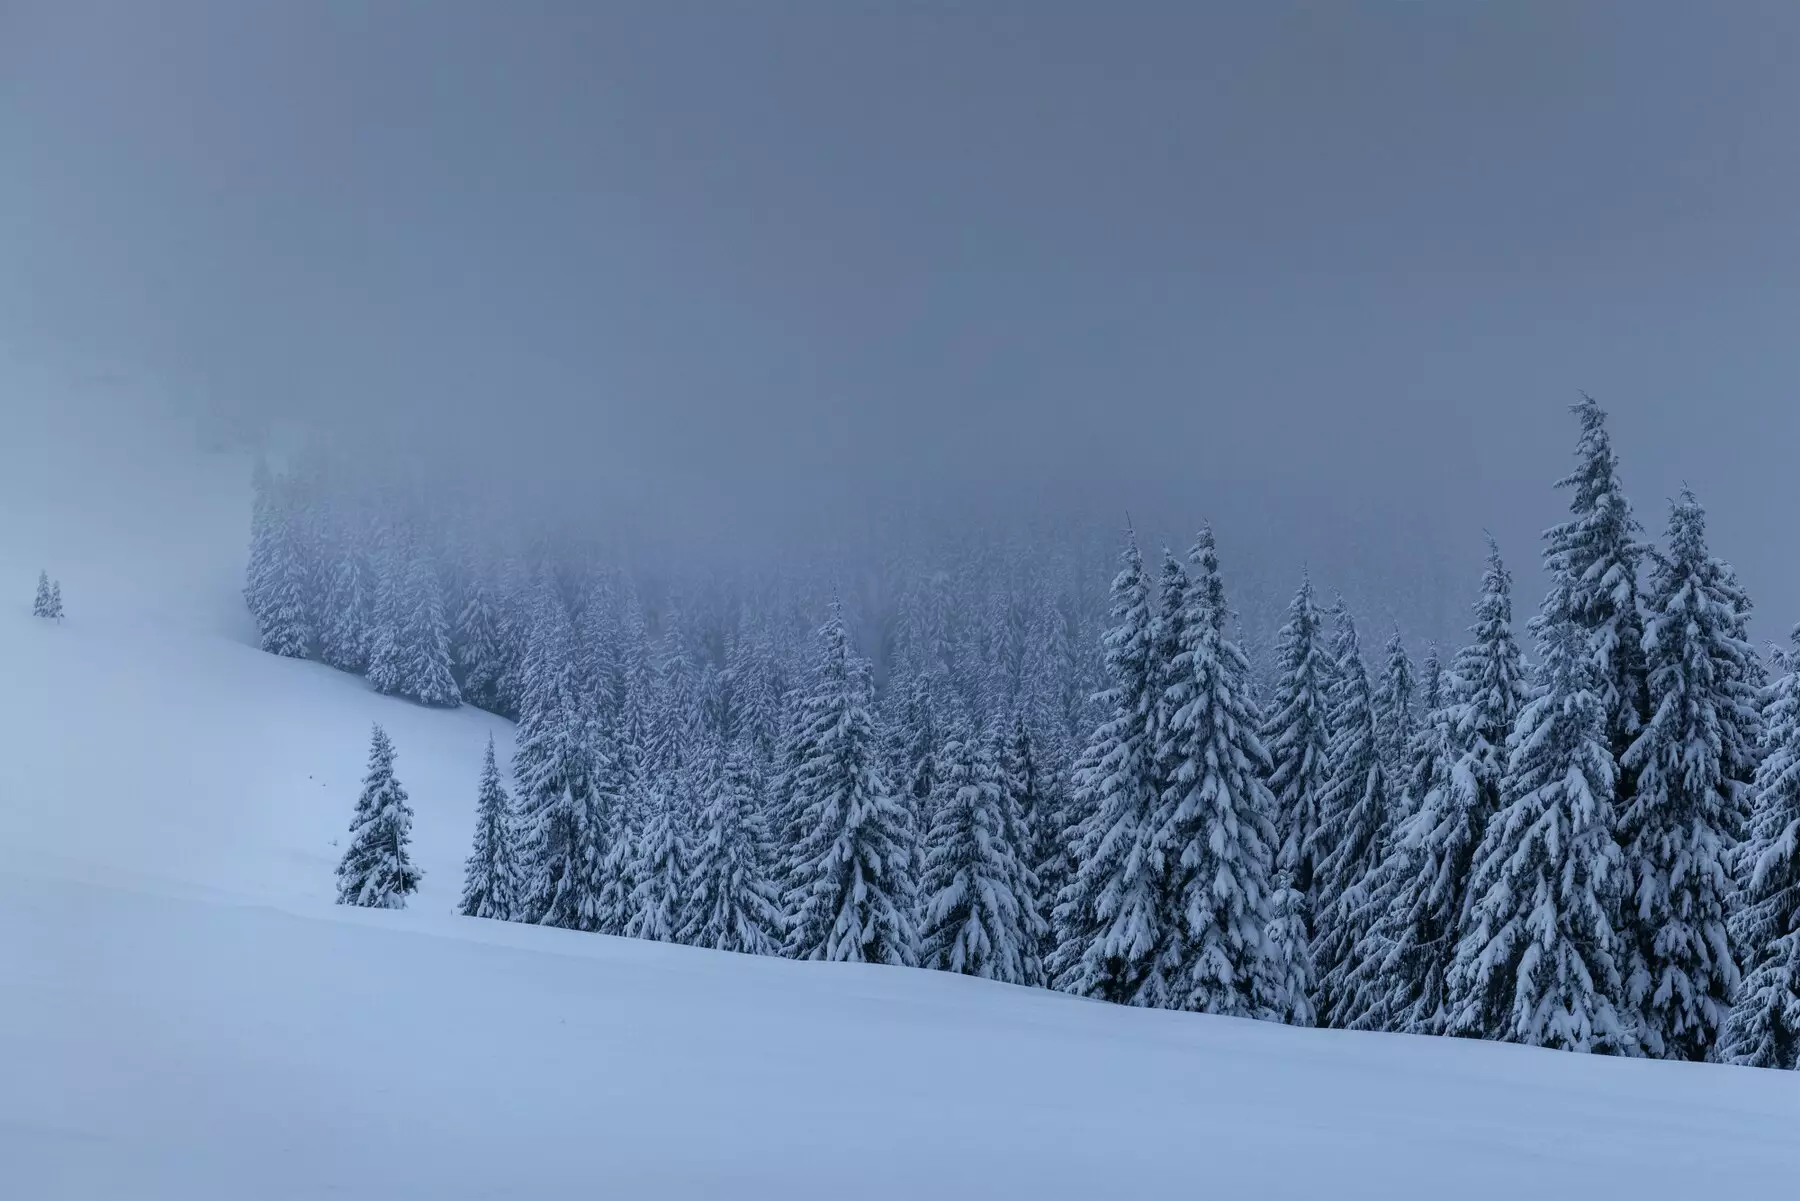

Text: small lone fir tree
xmin=336 ymin=724 xmax=423 ymax=909
xmin=32 ymin=570 xmax=51 ymax=618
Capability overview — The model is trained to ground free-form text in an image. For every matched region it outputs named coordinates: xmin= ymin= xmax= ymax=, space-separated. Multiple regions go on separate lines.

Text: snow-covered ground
xmin=3 ymin=360 xmax=1797 ymax=1199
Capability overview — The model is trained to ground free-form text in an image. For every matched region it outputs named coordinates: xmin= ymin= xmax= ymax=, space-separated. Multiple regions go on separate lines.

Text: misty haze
xmin=3 ymin=3 xmax=1798 ymax=1199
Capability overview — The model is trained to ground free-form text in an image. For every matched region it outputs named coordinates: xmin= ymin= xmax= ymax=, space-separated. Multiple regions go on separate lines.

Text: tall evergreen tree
xmin=782 ymin=601 xmax=918 ymax=966
xmin=47 ymin=579 xmax=63 ymax=622
xmin=32 ymin=570 xmax=51 ymax=618
xmin=369 ymin=558 xmax=457 ymax=713
xmin=1002 ymin=709 xmax=1060 ymax=972
xmin=920 ymin=727 xmax=1044 ymax=985
xmin=1050 ymin=533 xmax=1168 ymax=1004
xmin=455 ymin=572 xmax=507 ymax=712
xmin=680 ymin=739 xmax=786 ymax=955
xmin=1149 ymin=528 xmax=1282 ymax=1017
xmin=1373 ymin=625 xmax=1417 ymax=792
xmin=335 ymin=724 xmax=423 ymax=908
xmin=1309 ymin=610 xmax=1400 ymax=1027
xmin=1447 ymin=616 xmax=1629 ymax=1052
xmin=320 ymin=548 xmax=374 ymax=673
xmin=1722 ymin=626 xmax=1800 ymax=1069
xmin=1540 ymin=394 xmax=1648 ymax=794
xmin=254 ymin=494 xmax=316 ymax=659
xmin=1619 ymin=491 xmax=1751 ymax=1060
xmin=627 ymin=787 xmax=693 ymax=943
xmin=512 ymin=590 xmax=591 ymax=926
xmin=1334 ymin=646 xmax=1461 ymax=1034
xmin=460 ymin=735 xmax=520 ymax=921
xmin=1263 ymin=575 xmax=1334 ymax=917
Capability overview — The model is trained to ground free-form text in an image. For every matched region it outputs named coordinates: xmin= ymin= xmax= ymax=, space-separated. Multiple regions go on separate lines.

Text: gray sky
xmin=3 ymin=1 xmax=1798 ymax=641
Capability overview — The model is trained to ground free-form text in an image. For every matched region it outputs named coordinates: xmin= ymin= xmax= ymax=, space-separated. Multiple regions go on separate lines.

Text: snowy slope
xmin=3 ymin=360 xmax=1797 ymax=1200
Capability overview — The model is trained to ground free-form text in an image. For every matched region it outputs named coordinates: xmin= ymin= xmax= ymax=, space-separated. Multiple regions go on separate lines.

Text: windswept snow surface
xmin=2 ymin=361 xmax=1797 ymax=1199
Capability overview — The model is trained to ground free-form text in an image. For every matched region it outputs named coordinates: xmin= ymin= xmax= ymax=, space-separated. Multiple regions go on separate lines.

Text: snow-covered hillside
xmin=3 ymin=364 xmax=1796 ymax=1200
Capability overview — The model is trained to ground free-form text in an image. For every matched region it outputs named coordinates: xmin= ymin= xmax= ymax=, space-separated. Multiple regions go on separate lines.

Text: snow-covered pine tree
xmin=566 ymin=735 xmax=626 ymax=935
xmin=1002 ymin=708 xmax=1060 ymax=971
xmin=1541 ymin=394 xmax=1648 ymax=797
xmin=460 ymin=734 xmax=520 ymax=920
xmin=375 ymin=553 xmax=460 ymax=707
xmin=1049 ymin=532 xmax=1168 ymax=1004
xmin=1337 ymin=549 xmax=1530 ymax=1034
xmin=1331 ymin=645 xmax=1459 ymax=1034
xmin=919 ymin=726 xmax=1044 ymax=984
xmin=255 ymin=495 xmax=315 ymax=659
xmin=320 ymin=547 xmax=374 ymax=673
xmin=335 ymin=724 xmax=423 ymax=908
xmin=1262 ymin=870 xmax=1317 ymax=1026
xmin=1619 ymin=490 xmax=1753 ymax=1060
xmin=679 ymin=738 xmax=785 ymax=955
xmin=1447 ymin=615 xmax=1629 ymax=1052
xmin=781 ymin=600 xmax=918 ymax=966
xmin=511 ymin=589 xmax=592 ymax=926
xmin=47 ymin=579 xmax=63 ymax=622
xmin=1148 ymin=527 xmax=1281 ymax=1017
xmin=1373 ymin=625 xmax=1416 ymax=792
xmin=454 ymin=570 xmax=506 ymax=712
xmin=1722 ymin=625 xmax=1800 ymax=1069
xmin=627 ymin=785 xmax=693 ymax=943
xmin=1308 ymin=609 xmax=1401 ymax=1027
xmin=32 ymin=570 xmax=51 ymax=618
xmin=1262 ymin=575 xmax=1334 ymax=921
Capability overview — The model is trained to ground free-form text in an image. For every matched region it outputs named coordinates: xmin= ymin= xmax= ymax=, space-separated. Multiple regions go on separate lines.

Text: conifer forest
xmin=248 ymin=397 xmax=1800 ymax=1068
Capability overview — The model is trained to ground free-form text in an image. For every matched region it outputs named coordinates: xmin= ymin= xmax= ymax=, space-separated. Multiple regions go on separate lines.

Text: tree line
xmin=257 ymin=397 xmax=1800 ymax=1069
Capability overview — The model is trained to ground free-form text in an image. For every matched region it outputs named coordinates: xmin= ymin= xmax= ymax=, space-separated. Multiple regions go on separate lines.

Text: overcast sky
xmin=3 ymin=1 xmax=1798 ymax=640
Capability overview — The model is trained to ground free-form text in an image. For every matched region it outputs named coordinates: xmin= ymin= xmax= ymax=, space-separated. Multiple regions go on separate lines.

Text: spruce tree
xmin=1619 ymin=491 xmax=1751 ymax=1060
xmin=1373 ymin=625 xmax=1416 ymax=792
xmin=1308 ymin=610 xmax=1400 ymax=1027
xmin=1447 ymin=616 xmax=1629 ymax=1052
xmin=1722 ymin=626 xmax=1800 ymax=1069
xmin=919 ymin=727 xmax=1043 ymax=985
xmin=373 ymin=554 xmax=459 ymax=708
xmin=680 ymin=740 xmax=785 ymax=955
xmin=320 ymin=550 xmax=373 ymax=673
xmin=47 ymin=579 xmax=63 ymax=622
xmin=32 ymin=570 xmax=51 ymax=618
xmin=1262 ymin=575 xmax=1334 ymax=916
xmin=1334 ymin=648 xmax=1461 ymax=1034
xmin=1148 ymin=527 xmax=1281 ymax=1017
xmin=257 ymin=502 xmax=315 ymax=658
xmin=781 ymin=601 xmax=918 ymax=966
xmin=512 ymin=590 xmax=591 ymax=925
xmin=1050 ymin=533 xmax=1168 ymax=1004
xmin=1002 ymin=709 xmax=1060 ymax=972
xmin=460 ymin=735 xmax=520 ymax=920
xmin=455 ymin=572 xmax=506 ymax=712
xmin=627 ymin=787 xmax=692 ymax=943
xmin=1541 ymin=394 xmax=1648 ymax=793
xmin=335 ymin=724 xmax=423 ymax=908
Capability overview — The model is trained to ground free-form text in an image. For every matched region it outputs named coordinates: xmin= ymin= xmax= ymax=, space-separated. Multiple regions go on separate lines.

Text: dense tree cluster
xmin=283 ymin=398 xmax=1800 ymax=1067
